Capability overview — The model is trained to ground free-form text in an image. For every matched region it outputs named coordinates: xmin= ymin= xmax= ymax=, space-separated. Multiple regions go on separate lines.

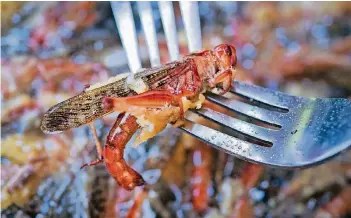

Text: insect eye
xmin=225 ymin=46 xmax=232 ymax=56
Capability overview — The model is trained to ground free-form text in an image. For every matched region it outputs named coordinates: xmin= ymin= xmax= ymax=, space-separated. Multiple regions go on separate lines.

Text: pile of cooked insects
xmin=1 ymin=2 xmax=351 ymax=218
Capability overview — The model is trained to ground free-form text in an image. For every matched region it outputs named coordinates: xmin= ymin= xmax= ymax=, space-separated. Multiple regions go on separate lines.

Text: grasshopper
xmin=41 ymin=44 xmax=237 ymax=190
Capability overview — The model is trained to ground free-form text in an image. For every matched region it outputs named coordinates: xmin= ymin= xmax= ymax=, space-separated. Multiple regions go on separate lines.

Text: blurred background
xmin=1 ymin=1 xmax=351 ymax=218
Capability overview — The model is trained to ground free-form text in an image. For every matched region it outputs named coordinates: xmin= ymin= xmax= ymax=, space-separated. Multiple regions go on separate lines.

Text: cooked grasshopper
xmin=41 ymin=44 xmax=237 ymax=190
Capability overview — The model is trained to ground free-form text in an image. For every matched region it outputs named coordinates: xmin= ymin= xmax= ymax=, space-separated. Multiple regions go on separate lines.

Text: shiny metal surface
xmin=158 ymin=1 xmax=179 ymax=61
xmin=194 ymin=107 xmax=277 ymax=143
xmin=113 ymin=1 xmax=351 ymax=168
xmin=205 ymin=93 xmax=284 ymax=126
xmin=181 ymin=82 xmax=351 ymax=168
xmin=110 ymin=1 xmax=141 ymax=72
xmin=137 ymin=2 xmax=161 ymax=67
xmin=179 ymin=2 xmax=202 ymax=52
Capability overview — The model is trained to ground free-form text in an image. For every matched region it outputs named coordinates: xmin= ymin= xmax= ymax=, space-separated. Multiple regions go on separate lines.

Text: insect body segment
xmin=41 ymin=44 xmax=237 ymax=190
xmin=103 ymin=113 xmax=145 ymax=190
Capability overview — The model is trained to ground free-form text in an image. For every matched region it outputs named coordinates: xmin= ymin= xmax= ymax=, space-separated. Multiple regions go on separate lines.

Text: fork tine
xmin=232 ymin=81 xmax=298 ymax=109
xmin=206 ymin=93 xmax=285 ymax=126
xmin=158 ymin=1 xmax=180 ymax=61
xmin=137 ymin=2 xmax=161 ymax=67
xmin=111 ymin=1 xmax=141 ymax=73
xmin=179 ymin=2 xmax=202 ymax=52
xmin=180 ymin=121 xmax=272 ymax=164
xmin=195 ymin=108 xmax=277 ymax=144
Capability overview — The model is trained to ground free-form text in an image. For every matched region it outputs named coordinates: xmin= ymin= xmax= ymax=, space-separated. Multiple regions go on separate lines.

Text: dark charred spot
xmin=225 ymin=46 xmax=232 ymax=56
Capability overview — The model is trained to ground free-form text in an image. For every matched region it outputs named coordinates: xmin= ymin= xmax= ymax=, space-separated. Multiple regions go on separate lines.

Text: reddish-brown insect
xmin=231 ymin=163 xmax=263 ymax=218
xmin=316 ymin=186 xmax=351 ymax=218
xmin=191 ymin=143 xmax=213 ymax=213
xmin=41 ymin=44 xmax=237 ymax=190
xmin=29 ymin=2 xmax=98 ymax=50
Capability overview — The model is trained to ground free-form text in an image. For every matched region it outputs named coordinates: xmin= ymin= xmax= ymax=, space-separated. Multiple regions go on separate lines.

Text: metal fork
xmin=111 ymin=1 xmax=351 ymax=168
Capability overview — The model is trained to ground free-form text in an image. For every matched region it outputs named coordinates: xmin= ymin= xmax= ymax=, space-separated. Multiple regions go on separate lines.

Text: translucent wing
xmin=40 ymin=60 xmax=188 ymax=133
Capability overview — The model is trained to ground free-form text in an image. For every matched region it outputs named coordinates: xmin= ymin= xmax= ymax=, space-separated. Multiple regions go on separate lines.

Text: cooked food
xmin=1 ymin=57 xmax=109 ymax=99
xmin=1 ymin=133 xmax=70 ymax=209
xmin=41 ymin=44 xmax=237 ymax=190
xmin=2 ymin=2 xmax=351 ymax=217
xmin=29 ymin=2 xmax=98 ymax=50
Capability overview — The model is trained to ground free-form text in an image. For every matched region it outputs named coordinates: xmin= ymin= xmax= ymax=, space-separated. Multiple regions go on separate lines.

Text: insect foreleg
xmin=209 ymin=69 xmax=234 ymax=94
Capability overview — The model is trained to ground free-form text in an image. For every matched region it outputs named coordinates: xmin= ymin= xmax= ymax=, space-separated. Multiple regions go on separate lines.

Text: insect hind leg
xmin=102 ymin=90 xmax=185 ymax=117
xmin=80 ymin=122 xmax=105 ymax=169
xmin=80 ymin=158 xmax=104 ymax=169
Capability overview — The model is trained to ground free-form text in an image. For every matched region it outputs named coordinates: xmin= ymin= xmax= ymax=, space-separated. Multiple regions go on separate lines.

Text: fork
xmin=110 ymin=1 xmax=351 ymax=168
